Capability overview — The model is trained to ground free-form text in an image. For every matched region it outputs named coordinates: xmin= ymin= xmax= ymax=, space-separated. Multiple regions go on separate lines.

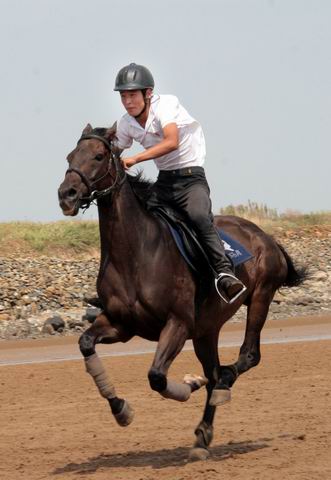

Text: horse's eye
xmin=95 ymin=153 xmax=104 ymax=161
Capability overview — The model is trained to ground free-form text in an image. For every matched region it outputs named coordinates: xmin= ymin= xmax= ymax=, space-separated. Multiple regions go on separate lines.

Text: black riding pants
xmin=146 ymin=166 xmax=233 ymax=277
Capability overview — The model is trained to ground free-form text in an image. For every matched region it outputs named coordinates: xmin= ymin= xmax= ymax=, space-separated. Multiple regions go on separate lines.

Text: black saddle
xmin=151 ymin=206 xmax=221 ymax=276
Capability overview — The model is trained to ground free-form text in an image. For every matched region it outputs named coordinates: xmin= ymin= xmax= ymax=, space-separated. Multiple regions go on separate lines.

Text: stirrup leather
xmin=215 ymin=272 xmax=247 ymax=304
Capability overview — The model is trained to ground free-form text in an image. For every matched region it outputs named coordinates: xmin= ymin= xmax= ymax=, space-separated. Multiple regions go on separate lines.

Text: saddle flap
xmin=152 ymin=207 xmax=253 ymax=275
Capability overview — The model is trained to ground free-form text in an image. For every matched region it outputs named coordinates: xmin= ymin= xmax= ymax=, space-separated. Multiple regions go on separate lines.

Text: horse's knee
xmin=246 ymin=350 xmax=261 ymax=367
xmin=79 ymin=331 xmax=95 ymax=357
xmin=148 ymin=367 xmax=167 ymax=392
xmin=237 ymin=350 xmax=261 ymax=373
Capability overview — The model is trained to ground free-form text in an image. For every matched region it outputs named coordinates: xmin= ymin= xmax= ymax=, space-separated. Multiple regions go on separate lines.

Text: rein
xmin=66 ymin=133 xmax=126 ymax=209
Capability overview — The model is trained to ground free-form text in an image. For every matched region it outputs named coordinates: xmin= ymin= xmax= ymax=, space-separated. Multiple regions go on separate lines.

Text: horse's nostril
xmin=68 ymin=188 xmax=77 ymax=198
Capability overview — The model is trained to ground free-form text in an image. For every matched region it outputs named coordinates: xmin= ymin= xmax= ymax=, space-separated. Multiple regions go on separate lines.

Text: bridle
xmin=65 ymin=133 xmax=126 ymax=209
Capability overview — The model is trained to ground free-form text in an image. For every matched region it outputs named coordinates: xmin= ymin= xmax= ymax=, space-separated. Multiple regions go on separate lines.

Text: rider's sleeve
xmin=157 ymin=95 xmax=180 ymax=129
xmin=115 ymin=117 xmax=133 ymax=149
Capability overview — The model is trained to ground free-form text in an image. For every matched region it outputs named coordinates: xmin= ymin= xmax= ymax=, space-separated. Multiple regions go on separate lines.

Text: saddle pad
xmin=168 ymin=225 xmax=253 ymax=269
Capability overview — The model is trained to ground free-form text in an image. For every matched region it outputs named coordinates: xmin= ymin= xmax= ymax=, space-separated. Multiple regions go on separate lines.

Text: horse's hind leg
xmin=148 ymin=316 xmax=206 ymax=402
xmin=189 ymin=334 xmax=220 ymax=461
xmin=211 ymin=285 xmax=275 ymax=405
xmin=79 ymin=313 xmax=134 ymax=427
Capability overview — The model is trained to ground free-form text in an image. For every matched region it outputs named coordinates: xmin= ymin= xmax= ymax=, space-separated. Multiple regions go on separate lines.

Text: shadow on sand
xmin=52 ymin=438 xmax=271 ymax=475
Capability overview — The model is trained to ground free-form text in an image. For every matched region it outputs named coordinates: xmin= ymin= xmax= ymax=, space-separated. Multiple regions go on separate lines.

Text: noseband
xmin=66 ymin=133 xmax=126 ymax=209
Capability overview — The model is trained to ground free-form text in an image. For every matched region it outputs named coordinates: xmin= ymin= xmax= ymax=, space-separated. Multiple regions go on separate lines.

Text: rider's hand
xmin=121 ymin=157 xmax=137 ymax=170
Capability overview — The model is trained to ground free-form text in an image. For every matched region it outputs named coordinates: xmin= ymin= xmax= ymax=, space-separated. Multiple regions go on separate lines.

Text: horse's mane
xmin=127 ymin=171 xmax=154 ymax=207
xmin=91 ymin=127 xmax=154 ymax=207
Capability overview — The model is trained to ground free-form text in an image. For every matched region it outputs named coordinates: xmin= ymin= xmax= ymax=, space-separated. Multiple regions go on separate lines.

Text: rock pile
xmin=0 ymin=257 xmax=99 ymax=338
xmin=0 ymin=226 xmax=330 ymax=339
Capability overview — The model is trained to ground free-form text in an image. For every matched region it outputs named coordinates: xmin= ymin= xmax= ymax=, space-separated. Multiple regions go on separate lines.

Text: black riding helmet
xmin=114 ymin=63 xmax=154 ymax=91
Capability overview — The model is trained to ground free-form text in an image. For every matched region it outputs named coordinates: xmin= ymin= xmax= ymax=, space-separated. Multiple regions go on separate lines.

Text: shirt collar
xmin=126 ymin=94 xmax=160 ymax=131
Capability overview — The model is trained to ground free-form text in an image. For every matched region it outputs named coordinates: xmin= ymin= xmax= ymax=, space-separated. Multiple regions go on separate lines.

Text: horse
xmin=58 ymin=124 xmax=307 ymax=460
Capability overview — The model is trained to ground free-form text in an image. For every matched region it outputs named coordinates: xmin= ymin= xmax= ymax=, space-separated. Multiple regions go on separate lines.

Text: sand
xmin=0 ymin=315 xmax=330 ymax=480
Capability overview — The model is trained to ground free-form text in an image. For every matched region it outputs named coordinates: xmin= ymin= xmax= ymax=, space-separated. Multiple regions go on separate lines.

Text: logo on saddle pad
xmin=222 ymin=239 xmax=242 ymax=259
xmin=222 ymin=240 xmax=234 ymax=252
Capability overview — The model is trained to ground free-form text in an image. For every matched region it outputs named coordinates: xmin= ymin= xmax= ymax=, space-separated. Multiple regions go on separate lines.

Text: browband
xmin=78 ymin=134 xmax=112 ymax=151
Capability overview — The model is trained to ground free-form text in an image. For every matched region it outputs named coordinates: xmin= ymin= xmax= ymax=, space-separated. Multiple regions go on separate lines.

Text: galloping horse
xmin=58 ymin=124 xmax=306 ymax=460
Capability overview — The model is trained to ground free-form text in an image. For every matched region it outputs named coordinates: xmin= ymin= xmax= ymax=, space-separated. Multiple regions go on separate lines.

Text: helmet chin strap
xmin=134 ymin=92 xmax=151 ymax=119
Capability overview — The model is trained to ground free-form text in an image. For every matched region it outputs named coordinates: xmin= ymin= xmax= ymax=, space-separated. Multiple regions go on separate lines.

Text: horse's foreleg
xmin=79 ymin=313 xmax=134 ymax=427
xmin=148 ymin=317 xmax=201 ymax=402
xmin=189 ymin=334 xmax=220 ymax=460
xmin=213 ymin=286 xmax=274 ymax=403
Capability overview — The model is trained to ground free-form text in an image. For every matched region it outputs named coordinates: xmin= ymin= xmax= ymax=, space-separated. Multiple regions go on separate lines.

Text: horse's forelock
xmin=92 ymin=127 xmax=108 ymax=137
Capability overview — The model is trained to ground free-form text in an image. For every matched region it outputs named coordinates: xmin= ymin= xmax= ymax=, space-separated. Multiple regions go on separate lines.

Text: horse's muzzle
xmin=58 ymin=183 xmax=81 ymax=216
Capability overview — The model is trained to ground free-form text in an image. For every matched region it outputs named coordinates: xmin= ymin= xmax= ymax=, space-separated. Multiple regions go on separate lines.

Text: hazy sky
xmin=0 ymin=0 xmax=330 ymax=222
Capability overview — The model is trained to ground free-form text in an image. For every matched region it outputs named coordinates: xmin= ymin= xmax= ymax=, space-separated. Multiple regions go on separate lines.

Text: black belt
xmin=158 ymin=166 xmax=204 ymax=177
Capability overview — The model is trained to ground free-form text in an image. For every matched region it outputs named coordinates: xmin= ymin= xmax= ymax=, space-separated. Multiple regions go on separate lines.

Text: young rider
xmin=114 ymin=62 xmax=246 ymax=303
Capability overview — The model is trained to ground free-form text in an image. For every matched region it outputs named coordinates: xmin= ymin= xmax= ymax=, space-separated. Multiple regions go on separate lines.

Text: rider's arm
xmin=132 ymin=123 xmax=179 ymax=164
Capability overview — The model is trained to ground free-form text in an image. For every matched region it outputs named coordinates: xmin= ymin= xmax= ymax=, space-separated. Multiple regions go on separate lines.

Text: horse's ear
xmin=82 ymin=123 xmax=93 ymax=135
xmin=105 ymin=122 xmax=123 ymax=156
xmin=105 ymin=121 xmax=117 ymax=141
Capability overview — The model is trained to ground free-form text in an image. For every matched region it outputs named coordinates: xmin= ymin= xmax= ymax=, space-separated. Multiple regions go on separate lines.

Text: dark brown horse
xmin=58 ymin=124 xmax=306 ymax=460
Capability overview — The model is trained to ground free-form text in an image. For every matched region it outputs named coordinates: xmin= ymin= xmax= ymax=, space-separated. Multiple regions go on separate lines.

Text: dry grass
xmin=220 ymin=201 xmax=331 ymax=229
xmin=0 ymin=220 xmax=100 ymax=256
xmin=0 ymin=206 xmax=330 ymax=256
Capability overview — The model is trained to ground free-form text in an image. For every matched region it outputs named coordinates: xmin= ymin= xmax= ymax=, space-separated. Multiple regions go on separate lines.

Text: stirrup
xmin=215 ymin=272 xmax=247 ymax=304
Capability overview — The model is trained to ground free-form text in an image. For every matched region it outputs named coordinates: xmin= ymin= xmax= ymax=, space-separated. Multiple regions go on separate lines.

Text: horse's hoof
xmin=209 ymin=387 xmax=231 ymax=406
xmin=114 ymin=400 xmax=134 ymax=427
xmin=189 ymin=447 xmax=210 ymax=461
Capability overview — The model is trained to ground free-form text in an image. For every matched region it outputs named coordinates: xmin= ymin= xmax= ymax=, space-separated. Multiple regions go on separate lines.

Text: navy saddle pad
xmin=154 ymin=208 xmax=253 ymax=274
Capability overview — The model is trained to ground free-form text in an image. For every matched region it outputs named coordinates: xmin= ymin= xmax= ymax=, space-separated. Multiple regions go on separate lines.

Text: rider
xmin=113 ymin=62 xmax=246 ymax=303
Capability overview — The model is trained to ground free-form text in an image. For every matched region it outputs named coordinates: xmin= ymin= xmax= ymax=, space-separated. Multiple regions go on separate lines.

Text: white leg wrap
xmin=161 ymin=379 xmax=192 ymax=402
xmin=85 ymin=353 xmax=116 ymax=399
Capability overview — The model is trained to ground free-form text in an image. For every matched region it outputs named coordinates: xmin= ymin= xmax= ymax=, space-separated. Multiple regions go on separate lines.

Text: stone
xmin=272 ymin=292 xmax=285 ymax=304
xmin=67 ymin=318 xmax=85 ymax=329
xmin=312 ymin=271 xmax=328 ymax=282
xmin=43 ymin=315 xmax=65 ymax=332
xmin=42 ymin=323 xmax=55 ymax=335
xmin=21 ymin=295 xmax=32 ymax=305
xmin=295 ymin=296 xmax=313 ymax=306
xmin=30 ymin=302 xmax=38 ymax=314
xmin=82 ymin=307 xmax=101 ymax=323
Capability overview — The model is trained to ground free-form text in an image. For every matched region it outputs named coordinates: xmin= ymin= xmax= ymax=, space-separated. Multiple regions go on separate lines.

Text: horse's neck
xmin=97 ymin=181 xmax=157 ymax=268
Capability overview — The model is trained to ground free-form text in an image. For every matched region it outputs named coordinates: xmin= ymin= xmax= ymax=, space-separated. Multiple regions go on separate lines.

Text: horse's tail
xmin=277 ymin=242 xmax=309 ymax=288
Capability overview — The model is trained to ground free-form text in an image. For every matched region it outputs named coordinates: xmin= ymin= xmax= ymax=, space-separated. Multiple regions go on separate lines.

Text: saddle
xmin=152 ymin=207 xmax=253 ymax=276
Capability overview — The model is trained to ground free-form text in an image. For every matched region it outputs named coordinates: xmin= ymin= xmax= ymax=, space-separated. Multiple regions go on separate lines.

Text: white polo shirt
xmin=115 ymin=94 xmax=206 ymax=170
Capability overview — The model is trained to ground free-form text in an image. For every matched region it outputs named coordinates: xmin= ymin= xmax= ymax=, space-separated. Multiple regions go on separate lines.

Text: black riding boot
xmin=215 ymin=271 xmax=246 ymax=303
xmin=196 ymin=224 xmax=246 ymax=303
